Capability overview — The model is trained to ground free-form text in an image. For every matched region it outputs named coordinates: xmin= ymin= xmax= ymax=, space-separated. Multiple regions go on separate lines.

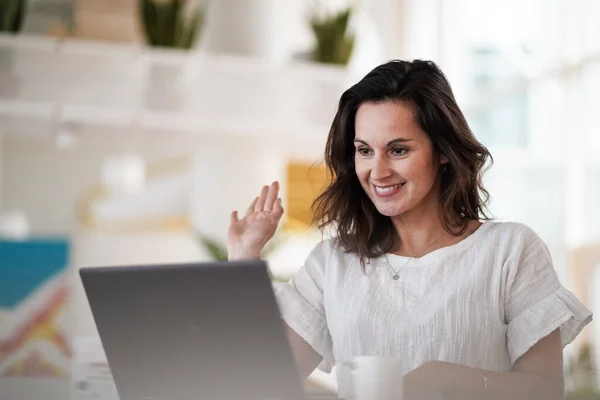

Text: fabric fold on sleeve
xmin=507 ymin=287 xmax=593 ymax=365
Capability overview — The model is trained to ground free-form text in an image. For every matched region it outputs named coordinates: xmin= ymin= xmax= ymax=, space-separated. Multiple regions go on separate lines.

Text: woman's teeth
xmin=374 ymin=183 xmax=405 ymax=194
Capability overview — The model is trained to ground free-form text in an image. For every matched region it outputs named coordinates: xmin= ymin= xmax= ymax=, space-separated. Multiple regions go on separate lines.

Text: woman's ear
xmin=440 ymin=155 xmax=449 ymax=165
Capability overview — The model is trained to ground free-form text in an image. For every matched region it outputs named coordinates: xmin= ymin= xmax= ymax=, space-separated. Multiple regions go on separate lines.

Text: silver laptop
xmin=80 ymin=260 xmax=309 ymax=400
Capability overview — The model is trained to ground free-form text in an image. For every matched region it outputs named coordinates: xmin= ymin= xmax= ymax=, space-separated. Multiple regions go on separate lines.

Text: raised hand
xmin=227 ymin=181 xmax=284 ymax=260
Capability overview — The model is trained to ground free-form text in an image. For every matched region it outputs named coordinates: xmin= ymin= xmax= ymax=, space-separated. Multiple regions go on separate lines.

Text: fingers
xmin=254 ymin=185 xmax=269 ymax=212
xmin=245 ymin=196 xmax=259 ymax=218
xmin=271 ymin=197 xmax=284 ymax=220
xmin=263 ymin=181 xmax=279 ymax=212
xmin=231 ymin=210 xmax=239 ymax=223
xmin=250 ymin=182 xmax=280 ymax=215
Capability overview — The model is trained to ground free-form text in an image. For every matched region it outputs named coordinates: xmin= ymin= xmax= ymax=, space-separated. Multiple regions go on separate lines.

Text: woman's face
xmin=354 ymin=100 xmax=445 ymax=219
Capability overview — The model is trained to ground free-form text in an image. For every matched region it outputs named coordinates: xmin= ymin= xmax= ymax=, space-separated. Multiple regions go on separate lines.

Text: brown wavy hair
xmin=312 ymin=59 xmax=493 ymax=263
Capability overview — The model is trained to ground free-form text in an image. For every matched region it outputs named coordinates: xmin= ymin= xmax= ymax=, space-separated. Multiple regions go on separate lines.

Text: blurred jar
xmin=0 ymin=210 xmax=30 ymax=240
xmin=100 ymin=154 xmax=146 ymax=195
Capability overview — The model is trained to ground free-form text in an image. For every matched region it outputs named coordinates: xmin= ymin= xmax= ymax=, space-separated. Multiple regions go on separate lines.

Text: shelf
xmin=0 ymin=34 xmax=361 ymax=140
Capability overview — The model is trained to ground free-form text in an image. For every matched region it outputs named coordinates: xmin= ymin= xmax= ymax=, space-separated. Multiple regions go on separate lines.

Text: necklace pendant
xmin=392 ymin=274 xmax=400 ymax=280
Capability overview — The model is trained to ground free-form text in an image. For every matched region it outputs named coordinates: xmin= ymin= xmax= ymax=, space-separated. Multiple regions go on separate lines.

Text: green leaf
xmin=0 ymin=5 xmax=6 ymax=31
xmin=173 ymin=5 xmax=184 ymax=47
xmin=179 ymin=8 xmax=203 ymax=49
xmin=139 ymin=0 xmax=203 ymax=49
xmin=197 ymin=234 xmax=229 ymax=261
xmin=12 ymin=0 xmax=25 ymax=32
xmin=338 ymin=35 xmax=354 ymax=65
xmin=140 ymin=0 xmax=160 ymax=45
xmin=0 ymin=0 xmax=26 ymax=33
xmin=164 ymin=0 xmax=180 ymax=47
xmin=337 ymin=9 xmax=351 ymax=37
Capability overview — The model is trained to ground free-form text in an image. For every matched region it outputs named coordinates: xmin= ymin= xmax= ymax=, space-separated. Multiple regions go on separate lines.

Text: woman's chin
xmin=376 ymin=206 xmax=406 ymax=218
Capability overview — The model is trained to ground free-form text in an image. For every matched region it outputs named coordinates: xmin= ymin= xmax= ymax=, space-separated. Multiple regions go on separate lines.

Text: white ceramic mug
xmin=343 ymin=356 xmax=404 ymax=400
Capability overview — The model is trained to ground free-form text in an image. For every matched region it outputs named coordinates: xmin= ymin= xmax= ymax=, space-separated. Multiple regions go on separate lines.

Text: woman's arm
xmin=405 ymin=329 xmax=564 ymax=400
xmin=284 ymin=322 xmax=323 ymax=379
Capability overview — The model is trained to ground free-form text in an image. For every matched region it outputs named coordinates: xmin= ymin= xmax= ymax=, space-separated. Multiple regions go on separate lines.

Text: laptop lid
xmin=80 ymin=260 xmax=307 ymax=400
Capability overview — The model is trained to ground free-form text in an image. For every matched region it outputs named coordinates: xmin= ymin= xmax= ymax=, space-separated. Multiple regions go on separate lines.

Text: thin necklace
xmin=384 ymin=232 xmax=445 ymax=280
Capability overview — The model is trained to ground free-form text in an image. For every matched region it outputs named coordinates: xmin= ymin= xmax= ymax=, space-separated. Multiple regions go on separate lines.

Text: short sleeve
xmin=272 ymin=241 xmax=335 ymax=372
xmin=504 ymin=225 xmax=593 ymax=365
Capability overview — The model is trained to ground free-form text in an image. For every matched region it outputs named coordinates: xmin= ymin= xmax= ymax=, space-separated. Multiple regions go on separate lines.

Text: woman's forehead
xmin=354 ymin=101 xmax=426 ymax=143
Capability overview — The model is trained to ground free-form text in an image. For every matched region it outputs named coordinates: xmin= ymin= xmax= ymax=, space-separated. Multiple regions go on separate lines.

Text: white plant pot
xmin=144 ymin=61 xmax=186 ymax=112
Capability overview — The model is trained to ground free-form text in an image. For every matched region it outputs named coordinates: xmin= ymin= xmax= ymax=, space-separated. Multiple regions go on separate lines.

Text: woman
xmin=227 ymin=59 xmax=593 ymax=399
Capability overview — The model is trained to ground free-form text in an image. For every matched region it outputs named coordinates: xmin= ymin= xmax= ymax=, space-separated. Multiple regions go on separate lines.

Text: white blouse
xmin=274 ymin=221 xmax=593 ymax=399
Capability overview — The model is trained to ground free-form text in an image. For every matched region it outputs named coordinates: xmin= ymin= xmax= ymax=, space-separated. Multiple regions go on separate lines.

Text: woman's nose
xmin=370 ymin=157 xmax=392 ymax=181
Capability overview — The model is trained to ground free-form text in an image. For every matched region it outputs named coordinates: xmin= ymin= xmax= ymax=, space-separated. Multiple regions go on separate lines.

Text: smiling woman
xmin=313 ymin=60 xmax=492 ymax=267
xmin=227 ymin=59 xmax=593 ymax=400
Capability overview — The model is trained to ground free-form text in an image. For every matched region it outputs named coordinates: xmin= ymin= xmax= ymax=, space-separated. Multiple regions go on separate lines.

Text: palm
xmin=227 ymin=182 xmax=284 ymax=259
xmin=228 ymin=211 xmax=278 ymax=249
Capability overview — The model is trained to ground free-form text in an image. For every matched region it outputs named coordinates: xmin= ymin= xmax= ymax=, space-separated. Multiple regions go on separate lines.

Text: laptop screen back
xmin=80 ymin=260 xmax=306 ymax=400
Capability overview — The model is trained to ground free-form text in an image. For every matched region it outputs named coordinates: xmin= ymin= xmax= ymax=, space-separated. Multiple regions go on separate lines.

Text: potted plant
xmin=309 ymin=6 xmax=355 ymax=66
xmin=139 ymin=0 xmax=204 ymax=49
xmin=0 ymin=0 xmax=26 ymax=33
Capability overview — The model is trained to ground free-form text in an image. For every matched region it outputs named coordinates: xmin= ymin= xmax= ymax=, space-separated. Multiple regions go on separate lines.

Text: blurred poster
xmin=22 ymin=0 xmax=74 ymax=35
xmin=0 ymin=238 xmax=71 ymax=378
xmin=22 ymin=0 xmax=138 ymax=42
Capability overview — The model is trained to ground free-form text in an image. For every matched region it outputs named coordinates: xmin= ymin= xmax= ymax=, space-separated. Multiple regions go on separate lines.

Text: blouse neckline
xmin=381 ymin=220 xmax=494 ymax=267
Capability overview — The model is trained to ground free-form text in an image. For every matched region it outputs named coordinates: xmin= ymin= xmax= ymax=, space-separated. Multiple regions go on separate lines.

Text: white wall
xmin=0 ymin=134 xmax=199 ymax=236
xmin=1 ymin=132 xmax=326 ymax=238
xmin=200 ymin=0 xmax=403 ymax=71
xmin=201 ymin=0 xmax=313 ymax=61
xmin=0 ymin=133 xmax=3 ymax=212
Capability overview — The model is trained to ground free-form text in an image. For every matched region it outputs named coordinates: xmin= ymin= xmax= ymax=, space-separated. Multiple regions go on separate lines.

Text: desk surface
xmin=0 ymin=378 xmax=339 ymax=400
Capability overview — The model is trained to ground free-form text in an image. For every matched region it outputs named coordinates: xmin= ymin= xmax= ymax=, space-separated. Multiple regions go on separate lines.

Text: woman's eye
xmin=357 ymin=147 xmax=371 ymax=156
xmin=391 ymin=147 xmax=407 ymax=156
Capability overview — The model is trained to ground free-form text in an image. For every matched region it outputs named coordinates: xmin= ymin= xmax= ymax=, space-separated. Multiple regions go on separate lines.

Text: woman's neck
xmin=390 ymin=214 xmax=482 ymax=258
xmin=390 ymin=213 xmax=449 ymax=257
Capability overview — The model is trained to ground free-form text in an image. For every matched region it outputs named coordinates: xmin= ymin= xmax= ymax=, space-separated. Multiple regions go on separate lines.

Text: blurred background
xmin=0 ymin=0 xmax=599 ymax=399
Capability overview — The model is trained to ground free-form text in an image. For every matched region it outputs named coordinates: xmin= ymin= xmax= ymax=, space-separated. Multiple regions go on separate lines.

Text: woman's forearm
xmin=405 ymin=361 xmax=564 ymax=400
